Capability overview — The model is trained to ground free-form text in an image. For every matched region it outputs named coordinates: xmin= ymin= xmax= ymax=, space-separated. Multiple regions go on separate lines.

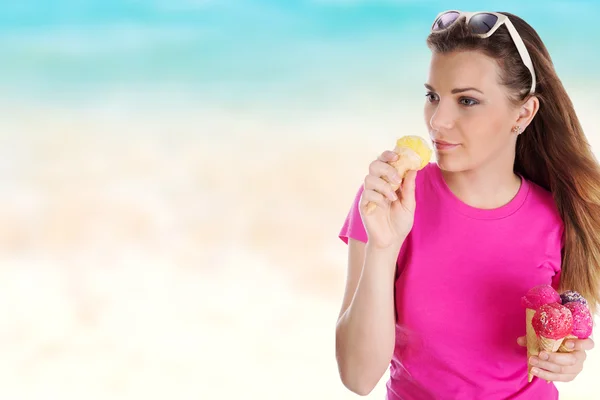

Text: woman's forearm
xmin=335 ymin=243 xmax=401 ymax=395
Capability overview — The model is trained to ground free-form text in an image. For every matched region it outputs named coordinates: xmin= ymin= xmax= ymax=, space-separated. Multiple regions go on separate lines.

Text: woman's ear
xmin=516 ymin=95 xmax=540 ymax=130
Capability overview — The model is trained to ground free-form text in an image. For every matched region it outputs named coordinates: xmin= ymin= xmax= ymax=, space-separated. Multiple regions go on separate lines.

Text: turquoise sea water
xmin=0 ymin=0 xmax=597 ymax=106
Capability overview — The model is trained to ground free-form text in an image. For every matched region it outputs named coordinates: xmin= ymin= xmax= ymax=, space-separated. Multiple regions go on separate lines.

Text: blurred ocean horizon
xmin=2 ymin=0 xmax=599 ymax=108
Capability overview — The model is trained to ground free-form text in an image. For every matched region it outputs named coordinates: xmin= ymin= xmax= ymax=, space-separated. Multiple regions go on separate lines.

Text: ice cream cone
xmin=539 ymin=335 xmax=565 ymax=353
xmin=557 ymin=334 xmax=577 ymax=353
xmin=526 ymin=308 xmax=539 ymax=383
xmin=538 ymin=335 xmax=566 ymax=384
xmin=364 ymin=136 xmax=431 ymax=215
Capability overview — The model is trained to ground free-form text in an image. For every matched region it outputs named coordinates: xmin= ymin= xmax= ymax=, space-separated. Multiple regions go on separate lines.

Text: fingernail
xmin=566 ymin=341 xmax=575 ymax=349
xmin=531 ymin=368 xmax=540 ymax=375
xmin=392 ymin=174 xmax=402 ymax=184
xmin=540 ymin=352 xmax=549 ymax=361
xmin=529 ymin=357 xmax=538 ymax=366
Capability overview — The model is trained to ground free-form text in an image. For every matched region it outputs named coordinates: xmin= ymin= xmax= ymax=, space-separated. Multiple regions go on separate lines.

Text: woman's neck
xmin=441 ymin=162 xmax=522 ymax=210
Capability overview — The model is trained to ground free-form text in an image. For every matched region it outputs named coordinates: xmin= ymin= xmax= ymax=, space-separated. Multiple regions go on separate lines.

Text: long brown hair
xmin=426 ymin=12 xmax=600 ymax=315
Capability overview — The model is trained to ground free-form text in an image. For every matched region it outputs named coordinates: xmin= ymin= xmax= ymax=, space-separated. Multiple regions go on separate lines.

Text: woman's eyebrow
xmin=424 ymin=83 xmax=484 ymax=95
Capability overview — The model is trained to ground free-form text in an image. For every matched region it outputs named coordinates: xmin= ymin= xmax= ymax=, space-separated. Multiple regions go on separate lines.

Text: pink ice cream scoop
xmin=521 ymin=284 xmax=561 ymax=309
xmin=532 ymin=302 xmax=574 ymax=339
xmin=564 ymin=302 xmax=593 ymax=339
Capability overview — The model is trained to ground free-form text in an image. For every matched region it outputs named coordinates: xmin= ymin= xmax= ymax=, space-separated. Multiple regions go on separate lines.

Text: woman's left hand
xmin=517 ymin=336 xmax=595 ymax=382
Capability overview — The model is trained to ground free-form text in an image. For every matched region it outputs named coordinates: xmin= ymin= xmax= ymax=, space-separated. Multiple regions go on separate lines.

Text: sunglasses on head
xmin=431 ymin=10 xmax=536 ymax=95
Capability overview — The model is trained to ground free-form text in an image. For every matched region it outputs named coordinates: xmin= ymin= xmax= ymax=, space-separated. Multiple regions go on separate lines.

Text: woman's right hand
xmin=359 ymin=150 xmax=417 ymax=250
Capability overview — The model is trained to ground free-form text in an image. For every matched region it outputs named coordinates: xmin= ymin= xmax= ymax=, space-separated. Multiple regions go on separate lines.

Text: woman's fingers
xmin=544 ymin=350 xmax=585 ymax=365
xmin=377 ymin=150 xmax=399 ymax=163
xmin=518 ymin=337 xmax=592 ymax=383
xmin=364 ymin=175 xmax=398 ymax=202
xmin=529 ymin=366 xmax=572 ymax=382
xmin=360 ymin=186 xmax=389 ymax=211
xmin=569 ymin=338 xmax=595 ymax=351
xmin=399 ymin=170 xmax=417 ymax=210
xmin=362 ymin=150 xmax=406 ymax=213
xmin=369 ymin=159 xmax=401 ymax=187
xmin=529 ymin=349 xmax=588 ymax=383
xmin=529 ymin=353 xmax=578 ymax=374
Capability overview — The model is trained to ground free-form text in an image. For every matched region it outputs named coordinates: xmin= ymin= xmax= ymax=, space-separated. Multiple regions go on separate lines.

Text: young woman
xmin=335 ymin=11 xmax=599 ymax=399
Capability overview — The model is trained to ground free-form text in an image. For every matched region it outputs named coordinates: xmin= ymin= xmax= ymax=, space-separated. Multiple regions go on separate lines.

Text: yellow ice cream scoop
xmin=365 ymin=135 xmax=432 ymax=214
xmin=394 ymin=136 xmax=432 ymax=170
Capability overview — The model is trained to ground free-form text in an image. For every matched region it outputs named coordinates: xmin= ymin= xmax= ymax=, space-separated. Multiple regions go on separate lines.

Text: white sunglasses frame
xmin=431 ymin=10 xmax=537 ymax=95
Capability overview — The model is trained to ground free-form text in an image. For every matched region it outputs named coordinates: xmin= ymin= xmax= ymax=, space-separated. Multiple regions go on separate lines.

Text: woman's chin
xmin=435 ymin=154 xmax=462 ymax=172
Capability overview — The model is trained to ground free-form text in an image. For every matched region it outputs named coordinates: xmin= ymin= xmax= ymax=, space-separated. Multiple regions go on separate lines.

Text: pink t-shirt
xmin=339 ymin=162 xmax=564 ymax=400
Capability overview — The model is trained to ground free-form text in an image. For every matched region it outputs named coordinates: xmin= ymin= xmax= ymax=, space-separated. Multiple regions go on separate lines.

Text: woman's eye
xmin=425 ymin=92 xmax=438 ymax=102
xmin=460 ymin=98 xmax=479 ymax=106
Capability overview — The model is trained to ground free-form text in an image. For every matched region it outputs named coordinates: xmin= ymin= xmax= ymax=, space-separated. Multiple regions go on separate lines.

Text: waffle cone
xmin=526 ymin=308 xmax=539 ymax=383
xmin=364 ymin=136 xmax=432 ymax=215
xmin=557 ymin=334 xmax=577 ymax=353
xmin=539 ymin=335 xmax=565 ymax=353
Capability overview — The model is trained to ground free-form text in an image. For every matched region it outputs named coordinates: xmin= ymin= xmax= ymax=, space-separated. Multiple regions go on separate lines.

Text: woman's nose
xmin=429 ymin=101 xmax=455 ymax=131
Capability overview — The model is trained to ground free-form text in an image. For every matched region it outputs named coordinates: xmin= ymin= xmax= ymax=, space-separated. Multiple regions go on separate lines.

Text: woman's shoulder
xmin=524 ymin=178 xmax=558 ymax=208
xmin=523 ymin=177 xmax=563 ymax=228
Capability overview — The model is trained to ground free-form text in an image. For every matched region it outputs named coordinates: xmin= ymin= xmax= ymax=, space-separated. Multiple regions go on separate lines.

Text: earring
xmin=512 ymin=126 xmax=522 ymax=135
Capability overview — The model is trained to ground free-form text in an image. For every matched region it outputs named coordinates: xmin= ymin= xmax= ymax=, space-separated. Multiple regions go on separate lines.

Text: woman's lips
xmin=433 ymin=140 xmax=460 ymax=151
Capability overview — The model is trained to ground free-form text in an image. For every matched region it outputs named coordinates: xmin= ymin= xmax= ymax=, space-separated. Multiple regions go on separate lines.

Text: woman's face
xmin=424 ymin=50 xmax=521 ymax=173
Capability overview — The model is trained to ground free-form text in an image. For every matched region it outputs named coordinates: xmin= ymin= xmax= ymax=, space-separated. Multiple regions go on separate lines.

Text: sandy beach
xmin=0 ymin=96 xmax=597 ymax=399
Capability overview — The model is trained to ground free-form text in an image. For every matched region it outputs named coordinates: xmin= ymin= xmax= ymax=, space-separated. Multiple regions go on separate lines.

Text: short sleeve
xmin=338 ymin=185 xmax=368 ymax=244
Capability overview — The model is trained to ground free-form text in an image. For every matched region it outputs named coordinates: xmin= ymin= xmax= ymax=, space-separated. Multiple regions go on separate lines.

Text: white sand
xmin=0 ymin=99 xmax=597 ymax=399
